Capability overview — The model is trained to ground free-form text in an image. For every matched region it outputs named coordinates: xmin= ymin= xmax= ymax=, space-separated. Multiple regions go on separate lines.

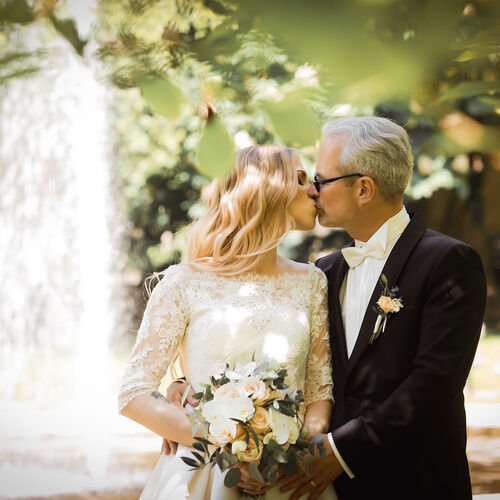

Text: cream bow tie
xmin=341 ymin=240 xmax=387 ymax=268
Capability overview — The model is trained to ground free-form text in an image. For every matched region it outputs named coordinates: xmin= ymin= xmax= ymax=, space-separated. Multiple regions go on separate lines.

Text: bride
xmin=118 ymin=145 xmax=337 ymax=499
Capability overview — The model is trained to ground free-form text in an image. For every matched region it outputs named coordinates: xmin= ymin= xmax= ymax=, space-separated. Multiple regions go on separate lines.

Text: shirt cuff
xmin=327 ymin=432 xmax=355 ymax=479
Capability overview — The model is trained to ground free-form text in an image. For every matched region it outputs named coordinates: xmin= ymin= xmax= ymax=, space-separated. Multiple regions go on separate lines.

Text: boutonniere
xmin=369 ymin=274 xmax=403 ymax=344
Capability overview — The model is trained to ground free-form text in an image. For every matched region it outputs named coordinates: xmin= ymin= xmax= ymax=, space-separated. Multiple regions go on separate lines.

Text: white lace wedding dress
xmin=119 ymin=263 xmax=337 ymax=500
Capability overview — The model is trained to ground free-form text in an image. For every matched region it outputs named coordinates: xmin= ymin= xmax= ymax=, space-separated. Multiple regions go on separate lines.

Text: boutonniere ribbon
xmin=369 ymin=274 xmax=403 ymax=344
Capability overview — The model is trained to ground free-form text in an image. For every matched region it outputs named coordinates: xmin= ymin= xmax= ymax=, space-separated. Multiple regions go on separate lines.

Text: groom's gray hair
xmin=322 ymin=116 xmax=413 ymax=200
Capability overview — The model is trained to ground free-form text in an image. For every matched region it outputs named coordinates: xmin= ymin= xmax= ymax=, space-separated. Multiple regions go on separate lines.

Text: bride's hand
xmin=161 ymin=379 xmax=199 ymax=455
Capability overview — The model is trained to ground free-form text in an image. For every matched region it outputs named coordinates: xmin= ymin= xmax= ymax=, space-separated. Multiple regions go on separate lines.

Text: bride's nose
xmin=307 ymin=183 xmax=318 ymax=199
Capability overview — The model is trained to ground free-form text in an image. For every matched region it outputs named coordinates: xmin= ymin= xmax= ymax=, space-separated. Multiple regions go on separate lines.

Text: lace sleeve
xmin=118 ymin=266 xmax=188 ymax=413
xmin=304 ymin=267 xmax=334 ymax=406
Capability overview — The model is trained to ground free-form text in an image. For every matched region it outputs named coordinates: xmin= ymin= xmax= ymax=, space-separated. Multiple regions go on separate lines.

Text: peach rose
xmin=236 ymin=435 xmax=263 ymax=463
xmin=214 ymin=382 xmax=240 ymax=400
xmin=254 ymin=387 xmax=284 ymax=406
xmin=239 ymin=378 xmax=266 ymax=400
xmin=377 ymin=296 xmax=395 ymax=314
xmin=250 ymin=407 xmax=271 ymax=435
xmin=234 ymin=423 xmax=246 ymax=440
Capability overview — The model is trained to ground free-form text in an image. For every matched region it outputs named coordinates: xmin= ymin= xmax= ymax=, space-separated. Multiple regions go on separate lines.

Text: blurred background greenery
xmin=2 ymin=0 xmax=500 ymax=357
xmin=97 ymin=0 xmax=500 ymax=333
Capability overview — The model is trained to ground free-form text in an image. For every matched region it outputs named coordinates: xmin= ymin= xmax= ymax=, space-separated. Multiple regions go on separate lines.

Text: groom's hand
xmin=278 ymin=434 xmax=343 ymax=500
xmin=161 ymin=379 xmax=199 ymax=455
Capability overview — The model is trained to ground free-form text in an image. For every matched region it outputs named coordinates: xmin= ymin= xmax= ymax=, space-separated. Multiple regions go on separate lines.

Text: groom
xmin=279 ymin=116 xmax=487 ymax=500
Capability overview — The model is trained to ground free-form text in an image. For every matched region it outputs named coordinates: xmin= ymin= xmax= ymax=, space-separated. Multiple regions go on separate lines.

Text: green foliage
xmin=139 ymin=76 xmax=183 ymax=119
xmin=198 ymin=112 xmax=235 ymax=178
xmin=0 ymin=0 xmax=35 ymax=24
xmin=47 ymin=13 xmax=87 ymax=56
xmin=95 ymin=0 xmax=500 ymax=279
xmin=0 ymin=0 xmax=87 ymax=87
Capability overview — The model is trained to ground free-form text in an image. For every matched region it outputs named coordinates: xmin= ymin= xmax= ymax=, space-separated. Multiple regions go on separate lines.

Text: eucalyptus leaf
xmin=224 ymin=467 xmax=241 ymax=488
xmin=249 ymin=462 xmax=265 ymax=483
xmin=216 ymin=451 xmax=224 ymax=472
xmin=269 ymin=469 xmax=279 ymax=484
xmin=139 ymin=77 xmax=182 ymax=120
xmin=281 ymin=454 xmax=299 ymax=476
xmin=221 ymin=451 xmax=238 ymax=467
xmin=272 ymin=446 xmax=288 ymax=463
xmin=277 ymin=401 xmax=295 ymax=417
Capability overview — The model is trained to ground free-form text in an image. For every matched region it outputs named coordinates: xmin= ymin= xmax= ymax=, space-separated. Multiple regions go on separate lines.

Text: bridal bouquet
xmin=181 ymin=360 xmax=325 ymax=493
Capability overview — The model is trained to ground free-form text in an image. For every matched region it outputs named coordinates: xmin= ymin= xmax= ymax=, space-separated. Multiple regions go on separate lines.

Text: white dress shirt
xmin=328 ymin=206 xmax=410 ymax=478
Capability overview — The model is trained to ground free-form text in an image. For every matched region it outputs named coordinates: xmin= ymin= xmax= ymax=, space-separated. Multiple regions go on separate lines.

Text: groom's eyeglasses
xmin=313 ymin=173 xmax=363 ymax=192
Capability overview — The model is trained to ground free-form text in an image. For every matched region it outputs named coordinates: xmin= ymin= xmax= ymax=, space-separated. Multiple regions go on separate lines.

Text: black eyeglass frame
xmin=313 ymin=173 xmax=363 ymax=192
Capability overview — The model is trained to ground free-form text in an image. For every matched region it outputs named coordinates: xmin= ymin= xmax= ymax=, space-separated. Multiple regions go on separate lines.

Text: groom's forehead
xmin=316 ymin=139 xmax=344 ymax=174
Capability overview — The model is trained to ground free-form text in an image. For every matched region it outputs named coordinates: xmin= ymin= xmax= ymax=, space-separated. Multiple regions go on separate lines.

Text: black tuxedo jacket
xmin=316 ymin=215 xmax=486 ymax=500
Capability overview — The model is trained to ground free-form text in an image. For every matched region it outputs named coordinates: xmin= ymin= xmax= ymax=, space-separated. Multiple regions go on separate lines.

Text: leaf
xmin=438 ymin=81 xmax=500 ymax=103
xmin=192 ymin=451 xmax=206 ymax=464
xmin=0 ymin=0 xmax=35 ymax=24
xmin=194 ymin=436 xmax=213 ymax=446
xmin=198 ymin=115 xmax=235 ymax=179
xmin=221 ymin=451 xmax=238 ymax=467
xmin=281 ymin=452 xmax=299 ymax=476
xmin=277 ymin=401 xmax=295 ymax=417
xmin=249 ymin=462 xmax=265 ymax=483
xmin=139 ymin=77 xmax=183 ymax=120
xmin=261 ymin=463 xmax=273 ymax=480
xmin=269 ymin=469 xmax=279 ymax=484
xmin=192 ymin=392 xmax=204 ymax=400
xmin=216 ymin=451 xmax=224 ymax=471
xmin=262 ymin=91 xmax=321 ymax=147
xmin=193 ymin=441 xmax=205 ymax=452
xmin=180 ymin=456 xmax=200 ymax=468
xmin=272 ymin=446 xmax=288 ymax=463
xmin=229 ymin=417 xmax=246 ymax=425
xmin=224 ymin=467 xmax=241 ymax=488
xmin=49 ymin=15 xmax=87 ymax=56
xmin=249 ymin=425 xmax=260 ymax=451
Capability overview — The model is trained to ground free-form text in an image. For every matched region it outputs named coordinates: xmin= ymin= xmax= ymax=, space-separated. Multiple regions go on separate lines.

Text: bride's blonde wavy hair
xmin=186 ymin=145 xmax=300 ymax=275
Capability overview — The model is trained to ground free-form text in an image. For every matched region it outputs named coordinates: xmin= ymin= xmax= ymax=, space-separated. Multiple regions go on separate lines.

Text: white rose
xmin=214 ymin=382 xmax=240 ymax=400
xmin=209 ymin=418 xmax=237 ymax=445
xmin=239 ymin=378 xmax=266 ymax=400
xmin=202 ymin=396 xmax=255 ymax=424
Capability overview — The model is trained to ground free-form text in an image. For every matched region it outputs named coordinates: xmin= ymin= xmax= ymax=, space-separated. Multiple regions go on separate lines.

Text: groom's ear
xmin=357 ymin=176 xmax=376 ymax=205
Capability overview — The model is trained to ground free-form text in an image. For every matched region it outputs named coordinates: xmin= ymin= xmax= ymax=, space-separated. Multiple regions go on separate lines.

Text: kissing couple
xmin=119 ymin=116 xmax=486 ymax=500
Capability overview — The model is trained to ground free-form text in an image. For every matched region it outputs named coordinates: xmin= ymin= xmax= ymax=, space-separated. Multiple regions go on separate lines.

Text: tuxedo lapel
xmin=346 ymin=216 xmax=427 ymax=375
xmin=330 ymin=253 xmax=350 ymax=374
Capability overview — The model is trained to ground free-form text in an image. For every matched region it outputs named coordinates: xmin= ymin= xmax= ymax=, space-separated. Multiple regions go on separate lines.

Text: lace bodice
xmin=118 ymin=263 xmax=333 ymax=413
